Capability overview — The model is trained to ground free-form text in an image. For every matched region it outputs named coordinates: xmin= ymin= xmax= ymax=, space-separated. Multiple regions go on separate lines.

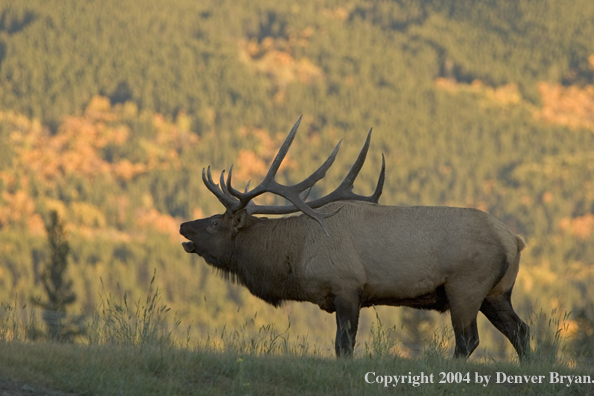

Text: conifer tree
xmin=34 ymin=211 xmax=77 ymax=341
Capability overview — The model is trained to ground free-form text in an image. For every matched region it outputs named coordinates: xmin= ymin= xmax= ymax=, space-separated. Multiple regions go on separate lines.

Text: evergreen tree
xmin=33 ymin=211 xmax=77 ymax=341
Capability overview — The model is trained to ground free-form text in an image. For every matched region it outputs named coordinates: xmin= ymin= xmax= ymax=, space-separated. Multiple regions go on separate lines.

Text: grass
xmin=1 ymin=339 xmax=593 ymax=395
xmin=1 ymin=280 xmax=593 ymax=395
xmin=85 ymin=271 xmax=181 ymax=348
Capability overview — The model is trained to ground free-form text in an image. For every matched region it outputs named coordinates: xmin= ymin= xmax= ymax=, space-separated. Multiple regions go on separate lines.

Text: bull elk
xmin=180 ymin=116 xmax=530 ymax=360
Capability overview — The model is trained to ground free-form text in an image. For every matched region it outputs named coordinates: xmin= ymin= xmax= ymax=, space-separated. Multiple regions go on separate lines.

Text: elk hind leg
xmin=480 ymin=287 xmax=530 ymax=361
xmin=334 ymin=294 xmax=361 ymax=358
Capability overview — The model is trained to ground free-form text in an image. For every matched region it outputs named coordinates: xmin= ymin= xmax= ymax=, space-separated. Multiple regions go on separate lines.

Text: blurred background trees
xmin=0 ymin=0 xmax=593 ymax=357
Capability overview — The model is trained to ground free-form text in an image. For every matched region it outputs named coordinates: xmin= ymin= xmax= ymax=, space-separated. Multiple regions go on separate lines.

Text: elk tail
xmin=515 ymin=235 xmax=525 ymax=252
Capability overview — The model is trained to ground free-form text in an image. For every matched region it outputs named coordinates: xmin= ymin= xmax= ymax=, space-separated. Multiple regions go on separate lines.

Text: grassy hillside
xmin=0 ymin=0 xmax=593 ymax=358
xmin=2 ymin=342 xmax=592 ymax=396
xmin=0 ymin=300 xmax=590 ymax=396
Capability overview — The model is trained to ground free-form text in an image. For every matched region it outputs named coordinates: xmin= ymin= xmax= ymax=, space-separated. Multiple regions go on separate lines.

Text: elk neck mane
xmin=225 ymin=214 xmax=313 ymax=307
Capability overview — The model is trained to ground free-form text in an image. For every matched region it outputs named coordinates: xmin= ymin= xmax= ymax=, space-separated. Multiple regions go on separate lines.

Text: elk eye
xmin=207 ymin=220 xmax=218 ymax=232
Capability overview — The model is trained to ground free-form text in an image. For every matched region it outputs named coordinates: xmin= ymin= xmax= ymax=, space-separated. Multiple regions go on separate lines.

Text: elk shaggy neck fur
xmin=229 ymin=215 xmax=311 ymax=306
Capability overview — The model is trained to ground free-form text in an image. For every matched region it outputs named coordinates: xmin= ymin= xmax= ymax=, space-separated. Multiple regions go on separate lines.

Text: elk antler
xmin=202 ymin=115 xmax=385 ymax=235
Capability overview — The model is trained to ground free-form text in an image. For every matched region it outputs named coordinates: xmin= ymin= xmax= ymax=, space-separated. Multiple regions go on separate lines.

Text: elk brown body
xmin=180 ymin=117 xmax=530 ymax=360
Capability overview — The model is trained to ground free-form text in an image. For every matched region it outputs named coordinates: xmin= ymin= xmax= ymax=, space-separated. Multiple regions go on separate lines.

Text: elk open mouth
xmin=182 ymin=241 xmax=195 ymax=253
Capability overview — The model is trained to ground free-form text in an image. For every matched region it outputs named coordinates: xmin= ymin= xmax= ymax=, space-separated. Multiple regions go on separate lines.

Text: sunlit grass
xmin=85 ymin=269 xmax=180 ymax=348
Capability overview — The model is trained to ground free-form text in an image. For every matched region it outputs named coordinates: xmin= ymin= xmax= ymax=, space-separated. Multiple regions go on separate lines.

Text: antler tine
xmin=333 ymin=128 xmax=372 ymax=189
xmin=226 ymin=115 xmax=341 ymax=206
xmin=225 ymin=165 xmax=233 ymax=191
xmin=226 ymin=166 xmax=256 ymax=208
xmin=225 ymin=160 xmax=259 ymax=208
xmin=265 ymin=114 xmax=302 ymax=180
xmin=219 ymin=168 xmax=239 ymax=203
xmin=302 ymin=127 xmax=384 ymax=205
xmin=291 ymin=139 xmax=342 ymax=192
xmin=202 ymin=166 xmax=221 ymax=197
xmin=228 ymin=135 xmax=342 ymax=209
xmin=319 ymin=128 xmax=379 ymax=201
xmin=300 ymin=187 xmax=312 ymax=201
xmin=227 ymin=115 xmax=303 ymax=202
xmin=224 ymin=164 xmax=251 ymax=197
xmin=202 ymin=166 xmax=239 ymax=209
xmin=369 ymin=153 xmax=386 ymax=203
xmin=246 ymin=128 xmax=385 ymax=215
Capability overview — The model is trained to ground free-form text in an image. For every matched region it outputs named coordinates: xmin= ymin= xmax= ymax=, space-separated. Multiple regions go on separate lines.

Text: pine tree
xmin=35 ymin=211 xmax=77 ymax=341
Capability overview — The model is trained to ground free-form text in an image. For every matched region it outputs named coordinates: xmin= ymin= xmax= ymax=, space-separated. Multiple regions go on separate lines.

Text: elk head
xmin=180 ymin=116 xmax=385 ymax=262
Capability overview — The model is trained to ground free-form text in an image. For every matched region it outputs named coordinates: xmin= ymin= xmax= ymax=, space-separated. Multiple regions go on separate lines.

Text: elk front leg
xmin=452 ymin=317 xmax=479 ymax=358
xmin=445 ymin=283 xmax=482 ymax=358
xmin=334 ymin=294 xmax=361 ymax=357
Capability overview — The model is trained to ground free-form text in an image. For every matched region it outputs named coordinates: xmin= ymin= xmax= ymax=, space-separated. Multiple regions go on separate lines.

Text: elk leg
xmin=334 ymin=294 xmax=361 ymax=357
xmin=480 ymin=287 xmax=530 ymax=361
xmin=452 ymin=317 xmax=479 ymax=358
xmin=446 ymin=286 xmax=482 ymax=358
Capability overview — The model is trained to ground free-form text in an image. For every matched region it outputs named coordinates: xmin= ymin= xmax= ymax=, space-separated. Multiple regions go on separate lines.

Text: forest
xmin=1 ymin=0 xmax=594 ymax=359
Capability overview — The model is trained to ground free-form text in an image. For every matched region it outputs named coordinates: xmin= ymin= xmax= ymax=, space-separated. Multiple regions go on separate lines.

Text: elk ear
xmin=232 ymin=210 xmax=248 ymax=232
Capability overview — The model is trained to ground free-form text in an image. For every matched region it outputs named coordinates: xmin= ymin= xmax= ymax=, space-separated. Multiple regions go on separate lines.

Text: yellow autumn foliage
xmin=135 ymin=207 xmax=180 ymax=240
xmin=3 ymin=97 xmax=199 ymax=191
xmin=112 ymin=160 xmax=147 ymax=181
xmin=560 ymin=214 xmax=594 ymax=239
xmin=434 ymin=78 xmax=523 ymax=107
xmin=0 ymin=190 xmax=35 ymax=224
xmin=235 ymin=149 xmax=268 ymax=183
xmin=0 ymin=97 xmax=203 ymax=241
xmin=535 ymin=82 xmax=594 ymax=132
xmin=323 ymin=6 xmax=350 ymax=21
xmin=84 ymin=95 xmax=118 ymax=121
xmin=70 ymin=202 xmax=107 ymax=228
xmin=0 ymin=96 xmax=198 ymax=191
xmin=238 ymin=37 xmax=324 ymax=90
xmin=434 ymin=69 xmax=594 ymax=138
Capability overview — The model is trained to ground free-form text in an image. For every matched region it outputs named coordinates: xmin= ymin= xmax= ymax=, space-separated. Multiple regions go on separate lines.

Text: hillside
xmin=0 ymin=0 xmax=594 ymax=357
